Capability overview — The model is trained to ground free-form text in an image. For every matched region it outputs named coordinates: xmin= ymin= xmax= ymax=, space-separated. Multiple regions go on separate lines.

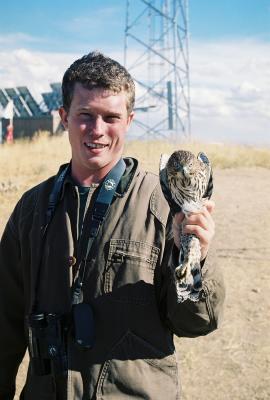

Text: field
xmin=1 ymin=133 xmax=270 ymax=399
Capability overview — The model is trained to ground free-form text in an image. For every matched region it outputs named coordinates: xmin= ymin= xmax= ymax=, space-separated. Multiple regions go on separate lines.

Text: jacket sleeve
xmin=159 ymin=222 xmax=225 ymax=338
xmin=0 ymin=204 xmax=27 ymax=399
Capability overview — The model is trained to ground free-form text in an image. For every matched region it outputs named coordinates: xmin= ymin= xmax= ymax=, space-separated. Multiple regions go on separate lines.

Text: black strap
xmin=72 ymin=158 xmax=126 ymax=305
xmin=43 ymin=164 xmax=70 ymax=234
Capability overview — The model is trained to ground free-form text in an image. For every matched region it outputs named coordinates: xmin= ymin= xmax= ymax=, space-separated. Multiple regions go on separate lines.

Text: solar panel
xmin=5 ymin=88 xmax=30 ymax=117
xmin=0 ymin=89 xmax=9 ymax=109
xmin=17 ymin=86 xmax=42 ymax=117
xmin=42 ymin=90 xmax=62 ymax=112
xmin=42 ymin=92 xmax=59 ymax=112
xmin=50 ymin=82 xmax=61 ymax=93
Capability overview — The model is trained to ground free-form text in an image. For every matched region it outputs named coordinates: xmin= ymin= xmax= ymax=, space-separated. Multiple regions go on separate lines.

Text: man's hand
xmin=172 ymin=200 xmax=215 ymax=261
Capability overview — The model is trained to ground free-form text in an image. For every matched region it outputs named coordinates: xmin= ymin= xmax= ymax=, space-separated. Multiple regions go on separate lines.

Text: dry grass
xmin=0 ymin=132 xmax=71 ymax=188
xmin=0 ymin=133 xmax=70 ymax=225
xmin=124 ymin=139 xmax=270 ymax=171
xmin=1 ymin=134 xmax=269 ymax=183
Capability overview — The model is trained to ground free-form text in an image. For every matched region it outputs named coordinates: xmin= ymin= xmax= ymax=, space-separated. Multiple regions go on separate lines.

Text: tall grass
xmin=0 ymin=133 xmax=269 ymax=213
xmin=124 ymin=139 xmax=270 ymax=172
xmin=0 ymin=133 xmax=269 ymax=183
xmin=0 ymin=133 xmax=70 ymax=224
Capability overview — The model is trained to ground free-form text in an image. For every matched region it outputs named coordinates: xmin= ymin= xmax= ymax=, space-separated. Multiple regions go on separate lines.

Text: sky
xmin=0 ymin=0 xmax=270 ymax=146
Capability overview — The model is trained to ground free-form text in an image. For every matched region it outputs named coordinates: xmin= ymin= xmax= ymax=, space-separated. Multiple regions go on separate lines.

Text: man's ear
xmin=127 ymin=111 xmax=135 ymax=128
xmin=59 ymin=107 xmax=68 ymax=130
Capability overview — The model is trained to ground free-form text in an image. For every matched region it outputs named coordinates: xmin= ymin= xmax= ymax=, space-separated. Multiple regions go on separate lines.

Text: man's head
xmin=59 ymin=52 xmax=135 ymax=185
xmin=62 ymin=51 xmax=135 ymax=115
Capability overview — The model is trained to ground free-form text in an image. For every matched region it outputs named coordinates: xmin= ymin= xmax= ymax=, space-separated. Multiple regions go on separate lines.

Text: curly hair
xmin=62 ymin=51 xmax=135 ymax=114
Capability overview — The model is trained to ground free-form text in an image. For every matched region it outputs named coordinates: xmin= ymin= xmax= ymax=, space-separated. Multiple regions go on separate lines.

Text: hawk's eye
xmin=173 ymin=161 xmax=179 ymax=169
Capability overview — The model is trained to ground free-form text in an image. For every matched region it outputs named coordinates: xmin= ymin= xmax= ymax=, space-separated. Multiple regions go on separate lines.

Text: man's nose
xmin=90 ymin=116 xmax=104 ymax=135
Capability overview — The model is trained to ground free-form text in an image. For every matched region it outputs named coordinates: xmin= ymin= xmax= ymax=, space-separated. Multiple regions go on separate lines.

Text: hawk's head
xmin=159 ymin=150 xmax=213 ymax=211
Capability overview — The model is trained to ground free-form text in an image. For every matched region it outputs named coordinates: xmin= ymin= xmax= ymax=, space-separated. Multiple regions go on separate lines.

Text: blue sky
xmin=0 ymin=0 xmax=270 ymax=53
xmin=0 ymin=1 xmax=270 ymax=145
xmin=0 ymin=0 xmax=269 ymax=53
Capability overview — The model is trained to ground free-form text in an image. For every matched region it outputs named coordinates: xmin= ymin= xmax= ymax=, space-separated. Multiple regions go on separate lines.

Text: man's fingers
xmin=172 ymin=200 xmax=216 ymax=255
xmin=184 ymin=208 xmax=215 ymax=231
xmin=183 ymin=224 xmax=214 ymax=246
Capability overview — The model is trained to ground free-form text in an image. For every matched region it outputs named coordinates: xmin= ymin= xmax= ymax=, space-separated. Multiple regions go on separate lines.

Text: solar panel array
xmin=0 ymin=87 xmax=42 ymax=117
xmin=0 ymin=83 xmax=63 ymax=117
xmin=17 ymin=87 xmax=43 ymax=117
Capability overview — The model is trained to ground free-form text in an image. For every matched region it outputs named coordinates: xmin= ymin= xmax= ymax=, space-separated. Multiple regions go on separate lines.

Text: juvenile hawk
xmin=159 ymin=150 xmax=213 ymax=302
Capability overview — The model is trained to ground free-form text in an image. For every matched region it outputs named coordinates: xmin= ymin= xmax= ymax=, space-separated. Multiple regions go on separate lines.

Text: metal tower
xmin=124 ymin=0 xmax=190 ymax=141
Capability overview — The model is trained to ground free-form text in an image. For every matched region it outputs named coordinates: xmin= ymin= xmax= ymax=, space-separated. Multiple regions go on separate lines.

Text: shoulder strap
xmin=43 ymin=164 xmax=70 ymax=233
xmin=72 ymin=158 xmax=126 ymax=305
xmin=89 ymin=158 xmax=126 ymax=235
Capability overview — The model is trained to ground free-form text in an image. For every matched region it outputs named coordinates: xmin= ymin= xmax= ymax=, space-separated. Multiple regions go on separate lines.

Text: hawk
xmin=159 ymin=150 xmax=213 ymax=302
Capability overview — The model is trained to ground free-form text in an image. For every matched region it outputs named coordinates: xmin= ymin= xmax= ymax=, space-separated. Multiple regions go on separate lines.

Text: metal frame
xmin=124 ymin=0 xmax=191 ymax=140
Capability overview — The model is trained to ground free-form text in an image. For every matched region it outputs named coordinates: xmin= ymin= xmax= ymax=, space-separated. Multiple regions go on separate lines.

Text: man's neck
xmin=71 ymin=159 xmax=122 ymax=186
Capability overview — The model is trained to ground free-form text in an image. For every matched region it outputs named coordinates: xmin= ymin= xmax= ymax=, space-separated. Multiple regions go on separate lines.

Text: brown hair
xmin=62 ymin=51 xmax=135 ymax=114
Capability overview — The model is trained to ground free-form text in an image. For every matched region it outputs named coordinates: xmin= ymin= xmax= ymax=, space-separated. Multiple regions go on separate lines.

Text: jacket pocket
xmin=96 ymin=331 xmax=179 ymax=400
xmin=104 ymin=239 xmax=160 ymax=305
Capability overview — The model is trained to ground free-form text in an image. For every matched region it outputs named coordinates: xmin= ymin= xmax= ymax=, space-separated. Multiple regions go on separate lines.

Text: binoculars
xmin=27 ymin=313 xmax=68 ymax=376
xmin=27 ymin=303 xmax=95 ymax=376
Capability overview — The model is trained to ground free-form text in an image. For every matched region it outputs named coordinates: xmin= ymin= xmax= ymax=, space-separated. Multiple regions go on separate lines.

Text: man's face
xmin=59 ymin=83 xmax=134 ymax=184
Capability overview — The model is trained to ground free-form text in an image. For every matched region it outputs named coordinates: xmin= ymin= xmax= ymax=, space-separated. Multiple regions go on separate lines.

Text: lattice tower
xmin=124 ymin=0 xmax=190 ymax=141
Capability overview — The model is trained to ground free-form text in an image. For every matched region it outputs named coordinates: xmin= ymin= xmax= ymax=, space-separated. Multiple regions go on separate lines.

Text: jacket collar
xmin=58 ymin=157 xmax=139 ymax=200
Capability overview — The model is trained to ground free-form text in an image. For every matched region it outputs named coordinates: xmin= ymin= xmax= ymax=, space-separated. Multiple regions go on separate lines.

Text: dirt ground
xmin=9 ymin=167 xmax=270 ymax=399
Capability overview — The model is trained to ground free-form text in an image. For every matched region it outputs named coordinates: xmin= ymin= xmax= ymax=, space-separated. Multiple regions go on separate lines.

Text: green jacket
xmin=0 ymin=158 xmax=225 ymax=400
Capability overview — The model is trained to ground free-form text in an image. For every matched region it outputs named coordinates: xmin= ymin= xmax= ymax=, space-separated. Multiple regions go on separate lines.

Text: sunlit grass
xmin=124 ymin=139 xmax=270 ymax=172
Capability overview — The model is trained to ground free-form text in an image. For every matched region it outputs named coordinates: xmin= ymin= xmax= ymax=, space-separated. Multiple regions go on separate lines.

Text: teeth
xmin=86 ymin=143 xmax=107 ymax=149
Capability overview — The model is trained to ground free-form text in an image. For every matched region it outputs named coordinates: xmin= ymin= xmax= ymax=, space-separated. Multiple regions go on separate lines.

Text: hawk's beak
xmin=182 ymin=165 xmax=190 ymax=178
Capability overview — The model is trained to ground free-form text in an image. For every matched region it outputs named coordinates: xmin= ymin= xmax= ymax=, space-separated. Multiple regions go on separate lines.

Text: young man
xmin=0 ymin=52 xmax=225 ymax=399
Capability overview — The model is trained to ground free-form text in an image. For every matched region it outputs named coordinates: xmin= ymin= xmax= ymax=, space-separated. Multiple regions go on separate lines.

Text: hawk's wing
xmin=197 ymin=152 xmax=213 ymax=199
xmin=159 ymin=154 xmax=182 ymax=215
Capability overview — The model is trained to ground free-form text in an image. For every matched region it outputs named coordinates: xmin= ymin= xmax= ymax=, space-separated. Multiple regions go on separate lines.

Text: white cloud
xmin=0 ymin=39 xmax=269 ymax=145
xmin=189 ymin=39 xmax=270 ymax=144
xmin=0 ymin=49 xmax=79 ymax=102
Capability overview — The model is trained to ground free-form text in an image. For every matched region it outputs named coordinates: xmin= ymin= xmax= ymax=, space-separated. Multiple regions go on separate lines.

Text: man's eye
xmin=105 ymin=115 xmax=120 ymax=122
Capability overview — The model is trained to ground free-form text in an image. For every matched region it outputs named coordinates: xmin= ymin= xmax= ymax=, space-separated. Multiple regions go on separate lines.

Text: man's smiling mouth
xmin=85 ymin=143 xmax=108 ymax=149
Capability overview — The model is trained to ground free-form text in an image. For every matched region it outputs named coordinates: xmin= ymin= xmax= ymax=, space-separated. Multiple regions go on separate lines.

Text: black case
xmin=73 ymin=303 xmax=95 ymax=349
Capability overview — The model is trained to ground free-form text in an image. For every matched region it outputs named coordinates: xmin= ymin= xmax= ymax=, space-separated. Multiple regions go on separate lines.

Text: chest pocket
xmin=104 ymin=239 xmax=160 ymax=305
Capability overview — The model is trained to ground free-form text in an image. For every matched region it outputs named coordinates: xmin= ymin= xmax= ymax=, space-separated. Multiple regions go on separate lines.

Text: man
xmin=0 ymin=52 xmax=225 ymax=399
